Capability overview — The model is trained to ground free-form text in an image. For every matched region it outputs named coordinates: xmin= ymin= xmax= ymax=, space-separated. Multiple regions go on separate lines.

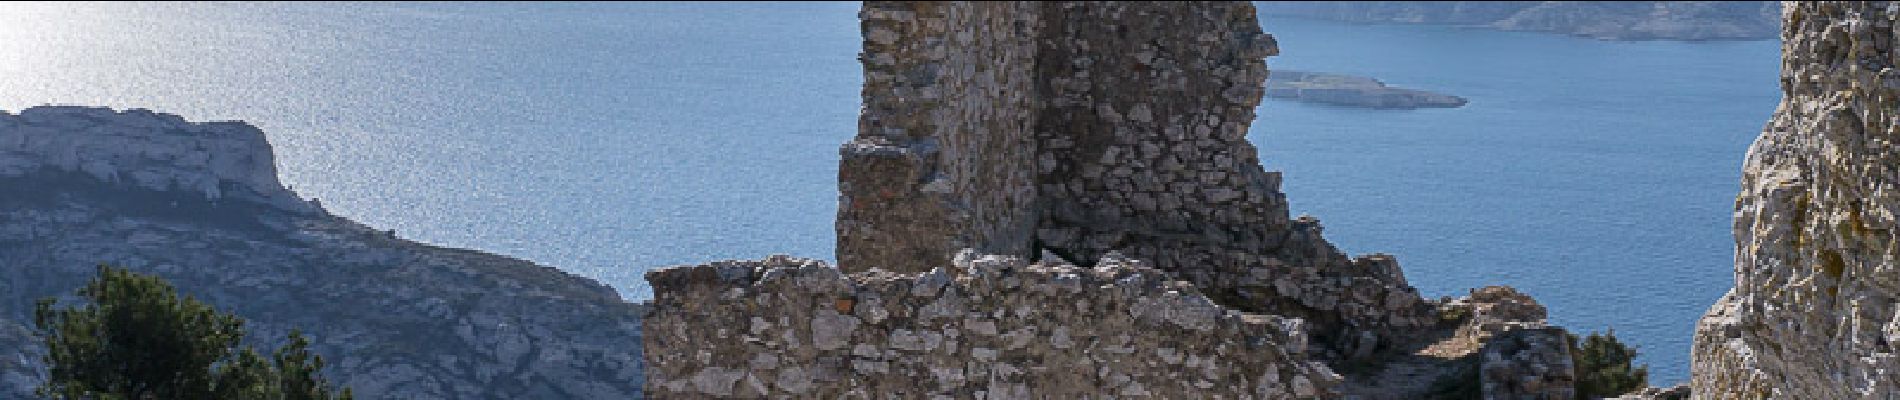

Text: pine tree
xmin=33 ymin=265 xmax=351 ymax=400
xmin=274 ymin=331 xmax=349 ymax=400
xmin=1570 ymin=329 xmax=1648 ymax=399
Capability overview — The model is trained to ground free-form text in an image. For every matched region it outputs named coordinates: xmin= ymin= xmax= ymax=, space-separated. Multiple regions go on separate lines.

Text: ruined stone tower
xmin=835 ymin=0 xmax=1432 ymax=357
xmin=644 ymin=2 xmax=1580 ymax=398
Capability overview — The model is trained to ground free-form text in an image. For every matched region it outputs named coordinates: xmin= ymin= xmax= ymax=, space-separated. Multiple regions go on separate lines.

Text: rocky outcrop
xmin=1690 ymin=2 xmax=1900 ymax=398
xmin=1613 ymin=384 xmax=1692 ymax=400
xmin=0 ymin=107 xmax=312 ymax=211
xmin=1479 ymin=327 xmax=1576 ymax=400
xmin=0 ymin=107 xmax=645 ymax=399
xmin=1266 ymin=70 xmax=1467 ymax=109
xmin=644 ymin=252 xmax=1338 ymax=398
xmin=1336 ymin=286 xmax=1574 ymax=400
xmin=1256 ymin=1 xmax=1782 ymax=41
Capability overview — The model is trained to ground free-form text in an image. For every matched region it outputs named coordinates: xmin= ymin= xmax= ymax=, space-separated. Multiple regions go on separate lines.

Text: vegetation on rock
xmin=1570 ymin=329 xmax=1648 ymax=399
xmin=33 ymin=265 xmax=351 ymax=400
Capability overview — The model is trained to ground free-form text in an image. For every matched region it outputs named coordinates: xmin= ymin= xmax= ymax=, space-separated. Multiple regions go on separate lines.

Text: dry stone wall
xmin=838 ymin=2 xmax=1042 ymax=273
xmin=833 ymin=0 xmax=1433 ymax=359
xmin=642 ymin=253 xmax=1337 ymax=399
xmin=1029 ymin=1 xmax=1283 ymax=282
xmin=1691 ymin=1 xmax=1900 ymax=398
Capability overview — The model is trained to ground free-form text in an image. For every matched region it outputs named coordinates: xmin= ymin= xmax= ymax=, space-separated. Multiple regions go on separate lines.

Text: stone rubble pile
xmin=1479 ymin=328 xmax=1576 ymax=400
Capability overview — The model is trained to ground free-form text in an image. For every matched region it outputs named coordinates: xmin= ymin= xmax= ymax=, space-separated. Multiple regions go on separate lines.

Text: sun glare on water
xmin=0 ymin=3 xmax=48 ymax=75
xmin=0 ymin=2 xmax=103 ymax=105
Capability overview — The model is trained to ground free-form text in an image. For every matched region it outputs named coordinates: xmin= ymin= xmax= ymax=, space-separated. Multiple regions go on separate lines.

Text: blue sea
xmin=0 ymin=2 xmax=1779 ymax=383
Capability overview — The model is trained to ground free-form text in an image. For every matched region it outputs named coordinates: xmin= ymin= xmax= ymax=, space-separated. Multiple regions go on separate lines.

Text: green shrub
xmin=1437 ymin=303 xmax=1473 ymax=326
xmin=1570 ymin=329 xmax=1648 ymax=399
xmin=34 ymin=265 xmax=351 ymax=400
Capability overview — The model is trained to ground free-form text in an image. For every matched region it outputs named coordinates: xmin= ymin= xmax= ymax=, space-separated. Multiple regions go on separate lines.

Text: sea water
xmin=0 ymin=2 xmax=1780 ymax=382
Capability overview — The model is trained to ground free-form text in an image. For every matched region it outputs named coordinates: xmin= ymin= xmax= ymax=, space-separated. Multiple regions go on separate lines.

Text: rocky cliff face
xmin=0 ymin=107 xmax=645 ymax=399
xmin=1256 ymin=1 xmax=1781 ymax=41
xmin=1691 ymin=2 xmax=1900 ymax=398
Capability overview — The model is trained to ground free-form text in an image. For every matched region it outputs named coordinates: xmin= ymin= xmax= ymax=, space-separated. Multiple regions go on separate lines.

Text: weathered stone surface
xmin=642 ymin=254 xmax=1334 ymax=398
xmin=1459 ymin=286 xmax=1550 ymax=334
xmin=0 ymin=107 xmax=646 ymax=399
xmin=1690 ymin=2 xmax=1900 ymax=398
xmin=1336 ymin=286 xmax=1575 ymax=400
xmin=1479 ymin=327 xmax=1576 ymax=400
xmin=653 ymin=1 xmax=1598 ymax=398
xmin=1614 ymin=384 xmax=1692 ymax=400
xmin=838 ymin=1 xmax=1042 ymax=274
xmin=832 ymin=0 xmax=1433 ymax=362
xmin=0 ymin=106 xmax=312 ymax=212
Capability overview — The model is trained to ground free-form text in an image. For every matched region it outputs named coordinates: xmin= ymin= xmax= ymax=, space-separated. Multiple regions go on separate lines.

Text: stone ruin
xmin=835 ymin=0 xmax=1431 ymax=359
xmin=644 ymin=2 xmax=1578 ymax=398
xmin=643 ymin=253 xmax=1336 ymax=398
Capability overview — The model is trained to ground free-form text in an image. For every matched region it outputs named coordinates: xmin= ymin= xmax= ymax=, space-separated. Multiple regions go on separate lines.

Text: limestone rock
xmin=1479 ymin=327 xmax=1577 ymax=400
xmin=1690 ymin=2 xmax=1900 ymax=398
xmin=1613 ymin=384 xmax=1691 ymax=400
xmin=0 ymin=106 xmax=312 ymax=212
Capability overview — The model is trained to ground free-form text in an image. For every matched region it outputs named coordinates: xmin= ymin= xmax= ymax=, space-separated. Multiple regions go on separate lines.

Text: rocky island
xmin=1256 ymin=1 xmax=1781 ymax=41
xmin=1266 ymin=70 xmax=1467 ymax=109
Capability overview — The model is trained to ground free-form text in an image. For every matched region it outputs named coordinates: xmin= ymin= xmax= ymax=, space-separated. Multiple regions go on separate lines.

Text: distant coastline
xmin=1255 ymin=1 xmax=1780 ymax=41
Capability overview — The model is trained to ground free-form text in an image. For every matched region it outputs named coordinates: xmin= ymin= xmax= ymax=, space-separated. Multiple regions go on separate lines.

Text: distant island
xmin=1265 ymin=70 xmax=1467 ymax=109
xmin=1255 ymin=1 xmax=1780 ymax=41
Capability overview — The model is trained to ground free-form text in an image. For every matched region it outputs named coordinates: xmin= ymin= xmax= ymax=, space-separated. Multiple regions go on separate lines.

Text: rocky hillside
xmin=1692 ymin=2 xmax=1900 ymax=398
xmin=1256 ymin=1 xmax=1781 ymax=40
xmin=0 ymin=106 xmax=644 ymax=399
